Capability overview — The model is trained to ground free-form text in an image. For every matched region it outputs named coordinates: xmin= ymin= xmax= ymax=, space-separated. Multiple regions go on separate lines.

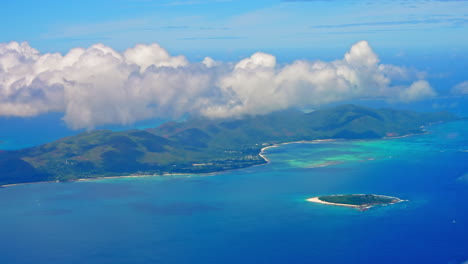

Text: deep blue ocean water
xmin=0 ymin=117 xmax=467 ymax=264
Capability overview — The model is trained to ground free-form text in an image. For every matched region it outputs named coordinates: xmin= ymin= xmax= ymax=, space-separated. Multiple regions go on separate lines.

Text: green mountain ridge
xmin=0 ymin=104 xmax=456 ymax=185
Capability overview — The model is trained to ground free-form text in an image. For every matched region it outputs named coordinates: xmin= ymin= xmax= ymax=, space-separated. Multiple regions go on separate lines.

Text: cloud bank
xmin=0 ymin=40 xmax=435 ymax=129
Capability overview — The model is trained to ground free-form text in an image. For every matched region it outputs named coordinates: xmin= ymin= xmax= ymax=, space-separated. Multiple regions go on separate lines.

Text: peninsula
xmin=307 ymin=194 xmax=404 ymax=211
xmin=0 ymin=104 xmax=456 ymax=186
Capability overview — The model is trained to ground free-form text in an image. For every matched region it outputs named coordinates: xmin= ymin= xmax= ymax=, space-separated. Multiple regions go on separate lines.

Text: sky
xmin=3 ymin=0 xmax=468 ymax=56
xmin=0 ymin=0 xmax=467 ymax=130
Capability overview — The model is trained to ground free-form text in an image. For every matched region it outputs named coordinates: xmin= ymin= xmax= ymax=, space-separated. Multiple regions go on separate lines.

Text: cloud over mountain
xmin=0 ymin=40 xmax=435 ymax=129
xmin=398 ymin=80 xmax=436 ymax=103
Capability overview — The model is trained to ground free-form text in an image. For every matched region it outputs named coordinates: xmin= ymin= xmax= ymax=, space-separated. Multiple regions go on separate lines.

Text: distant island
xmin=307 ymin=194 xmax=404 ymax=211
xmin=0 ymin=104 xmax=456 ymax=186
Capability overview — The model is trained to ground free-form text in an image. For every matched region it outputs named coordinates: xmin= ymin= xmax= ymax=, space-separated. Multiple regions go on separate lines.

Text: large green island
xmin=307 ymin=194 xmax=404 ymax=211
xmin=0 ymin=104 xmax=457 ymax=186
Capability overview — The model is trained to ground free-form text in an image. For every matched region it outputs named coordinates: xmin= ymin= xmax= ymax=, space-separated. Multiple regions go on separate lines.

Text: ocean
xmin=0 ymin=116 xmax=467 ymax=263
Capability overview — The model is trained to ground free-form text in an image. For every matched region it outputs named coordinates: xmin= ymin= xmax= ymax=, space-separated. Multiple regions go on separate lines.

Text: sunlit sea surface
xmin=0 ymin=119 xmax=467 ymax=264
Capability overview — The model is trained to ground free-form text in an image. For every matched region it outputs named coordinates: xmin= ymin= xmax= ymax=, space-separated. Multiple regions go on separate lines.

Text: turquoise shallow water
xmin=0 ymin=120 xmax=467 ymax=264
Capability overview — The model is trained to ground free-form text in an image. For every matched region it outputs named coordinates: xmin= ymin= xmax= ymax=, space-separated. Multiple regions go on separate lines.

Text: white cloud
xmin=124 ymin=43 xmax=188 ymax=73
xmin=452 ymin=81 xmax=468 ymax=94
xmin=398 ymin=80 xmax=437 ymax=103
xmin=202 ymin=41 xmax=428 ymax=118
xmin=0 ymin=40 xmax=436 ymax=129
xmin=378 ymin=64 xmax=426 ymax=81
xmin=202 ymin=57 xmax=217 ymax=68
xmin=234 ymin=52 xmax=276 ymax=70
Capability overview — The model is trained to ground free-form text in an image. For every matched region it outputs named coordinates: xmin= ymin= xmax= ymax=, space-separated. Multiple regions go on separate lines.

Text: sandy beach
xmin=306 ymin=197 xmax=362 ymax=208
xmin=1 ymin=180 xmax=58 ymax=188
xmin=259 ymin=139 xmax=338 ymax=163
xmin=0 ymin=172 xmax=196 ymax=189
xmin=307 ymin=195 xmax=405 ymax=209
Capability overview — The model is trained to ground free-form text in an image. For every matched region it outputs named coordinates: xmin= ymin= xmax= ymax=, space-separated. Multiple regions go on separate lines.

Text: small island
xmin=307 ymin=194 xmax=404 ymax=211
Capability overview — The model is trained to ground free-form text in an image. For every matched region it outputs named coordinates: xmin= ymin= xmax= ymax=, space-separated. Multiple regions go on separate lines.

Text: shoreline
xmin=306 ymin=197 xmax=361 ymax=208
xmin=0 ymin=129 xmax=434 ymax=189
xmin=1 ymin=180 xmax=59 ymax=188
xmin=75 ymin=172 xmax=195 ymax=182
xmin=258 ymin=139 xmax=338 ymax=163
xmin=306 ymin=195 xmax=406 ymax=209
xmin=382 ymin=131 xmax=429 ymax=140
xmin=0 ymin=172 xmax=197 ymax=188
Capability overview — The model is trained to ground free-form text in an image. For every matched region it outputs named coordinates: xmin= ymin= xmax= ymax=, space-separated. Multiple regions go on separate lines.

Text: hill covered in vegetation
xmin=0 ymin=105 xmax=456 ymax=185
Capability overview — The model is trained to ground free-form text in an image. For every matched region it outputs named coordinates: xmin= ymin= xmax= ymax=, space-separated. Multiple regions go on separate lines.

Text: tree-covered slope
xmin=0 ymin=105 xmax=456 ymax=185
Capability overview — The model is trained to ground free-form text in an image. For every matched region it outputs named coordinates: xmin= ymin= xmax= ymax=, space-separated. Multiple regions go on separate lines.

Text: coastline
xmin=259 ymin=139 xmax=338 ymax=163
xmin=1 ymin=180 xmax=59 ymax=188
xmin=75 ymin=172 xmax=195 ymax=182
xmin=306 ymin=197 xmax=361 ymax=208
xmin=383 ymin=131 xmax=429 ymax=140
xmin=0 ymin=172 xmax=196 ymax=189
xmin=0 ymin=165 xmax=261 ymax=189
xmin=307 ymin=195 xmax=405 ymax=209
xmin=0 ymin=129 xmax=434 ymax=189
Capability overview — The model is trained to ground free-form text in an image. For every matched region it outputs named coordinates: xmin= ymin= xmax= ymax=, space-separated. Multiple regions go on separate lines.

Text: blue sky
xmin=2 ymin=0 xmax=467 ymax=58
xmin=0 ymin=0 xmax=467 ymax=131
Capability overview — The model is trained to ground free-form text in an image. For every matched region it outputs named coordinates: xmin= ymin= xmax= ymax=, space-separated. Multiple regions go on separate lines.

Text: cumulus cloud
xmin=201 ymin=57 xmax=220 ymax=68
xmin=398 ymin=80 xmax=436 ymax=102
xmin=452 ymin=81 xmax=468 ymax=94
xmin=0 ymin=40 xmax=436 ymax=129
xmin=378 ymin=64 xmax=426 ymax=81
xmin=124 ymin=43 xmax=188 ymax=73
